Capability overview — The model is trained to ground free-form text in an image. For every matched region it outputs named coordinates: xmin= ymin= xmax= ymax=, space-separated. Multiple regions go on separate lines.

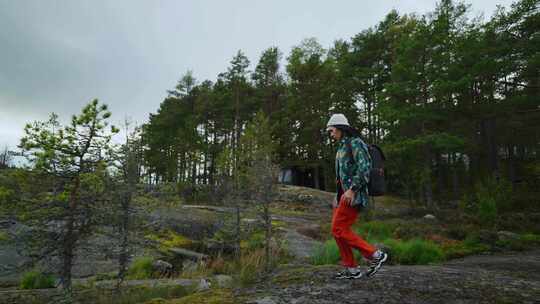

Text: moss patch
xmin=20 ymin=271 xmax=56 ymax=289
xmin=127 ymin=256 xmax=155 ymax=279
xmin=146 ymin=230 xmax=195 ymax=251
xmin=271 ymin=265 xmax=323 ymax=286
xmin=144 ymin=288 xmax=233 ymax=304
xmin=0 ymin=231 xmax=9 ymax=242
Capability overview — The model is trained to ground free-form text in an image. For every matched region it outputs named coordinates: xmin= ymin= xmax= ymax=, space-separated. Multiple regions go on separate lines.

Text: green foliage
xmin=136 ymin=0 xmax=539 ymax=205
xmin=127 ymin=257 xmax=155 ymax=279
xmin=312 ymin=237 xmax=445 ymax=266
xmin=237 ymin=249 xmax=265 ymax=286
xmin=14 ymin=100 xmax=118 ymax=294
xmin=20 ymin=271 xmax=56 ymax=289
xmin=477 ymin=196 xmax=498 ymax=226
xmin=20 ymin=100 xmax=118 ymax=174
xmin=355 ymin=220 xmax=398 ymax=242
xmin=441 ymin=234 xmax=491 ymax=259
xmin=472 ymin=177 xmax=513 ymax=225
xmin=383 ymin=239 xmax=444 ymax=265
xmin=310 ymin=240 xmax=341 ymax=265
xmin=146 ymin=230 xmax=194 ymax=252
xmin=0 ymin=231 xmax=8 ymax=243
xmin=244 ymin=232 xmax=265 ymax=251
xmin=495 ymin=233 xmax=540 ymax=251
xmin=0 ymin=186 xmax=14 ymax=205
xmin=520 ymin=233 xmax=540 ymax=244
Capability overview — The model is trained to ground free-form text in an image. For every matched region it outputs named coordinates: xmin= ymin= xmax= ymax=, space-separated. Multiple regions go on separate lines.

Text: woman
xmin=326 ymin=113 xmax=388 ymax=279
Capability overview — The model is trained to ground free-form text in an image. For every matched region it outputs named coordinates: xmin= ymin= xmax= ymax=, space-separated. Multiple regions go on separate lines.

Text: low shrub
xmin=237 ymin=249 xmax=265 ymax=286
xmin=355 ymin=220 xmax=396 ymax=241
xmin=127 ymin=256 xmax=155 ymax=279
xmin=310 ymin=240 xmax=341 ymax=266
xmin=477 ymin=195 xmax=497 ymax=226
xmin=520 ymin=233 xmax=540 ymax=244
xmin=0 ymin=231 xmax=9 ymax=242
xmin=20 ymin=271 xmax=56 ymax=289
xmin=472 ymin=177 xmax=513 ymax=226
xmin=383 ymin=239 xmax=444 ymax=265
xmin=244 ymin=232 xmax=265 ymax=250
xmin=442 ymin=241 xmax=491 ymax=259
xmin=496 ymin=233 xmax=540 ymax=251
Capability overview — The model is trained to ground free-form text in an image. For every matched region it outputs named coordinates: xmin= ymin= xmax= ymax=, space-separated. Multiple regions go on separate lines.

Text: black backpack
xmin=346 ymin=140 xmax=386 ymax=196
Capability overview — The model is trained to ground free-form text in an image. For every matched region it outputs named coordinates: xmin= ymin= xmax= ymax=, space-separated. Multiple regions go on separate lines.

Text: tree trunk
xmin=191 ymin=152 xmax=197 ymax=187
xmin=235 ymin=204 xmax=241 ymax=259
xmin=508 ymin=145 xmax=516 ymax=190
xmin=423 ymin=149 xmax=434 ymax=210
xmin=116 ymin=189 xmax=130 ymax=289
xmin=264 ymin=202 xmax=271 ymax=272
xmin=313 ymin=166 xmax=320 ymax=190
xmin=436 ymin=153 xmax=446 ymax=203
xmin=452 ymin=153 xmax=460 ymax=200
xmin=486 ymin=118 xmax=499 ymax=178
xmin=61 ymin=176 xmax=81 ymax=299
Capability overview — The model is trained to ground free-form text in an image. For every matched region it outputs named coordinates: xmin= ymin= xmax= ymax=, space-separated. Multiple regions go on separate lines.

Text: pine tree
xmin=18 ymin=99 xmax=118 ymax=299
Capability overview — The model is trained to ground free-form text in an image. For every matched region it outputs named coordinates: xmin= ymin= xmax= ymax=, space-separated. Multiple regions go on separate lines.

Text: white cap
xmin=326 ymin=113 xmax=350 ymax=131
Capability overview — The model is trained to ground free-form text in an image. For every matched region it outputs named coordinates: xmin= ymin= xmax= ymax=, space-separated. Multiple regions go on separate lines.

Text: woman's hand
xmin=343 ymin=189 xmax=355 ymax=206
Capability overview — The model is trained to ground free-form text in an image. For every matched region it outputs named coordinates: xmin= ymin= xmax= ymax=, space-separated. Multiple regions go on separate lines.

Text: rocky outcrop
xmin=276 ymin=185 xmax=334 ymax=209
xmin=282 ymin=229 xmax=322 ymax=260
xmin=169 ymin=247 xmax=209 ymax=261
xmin=236 ymin=250 xmax=540 ymax=304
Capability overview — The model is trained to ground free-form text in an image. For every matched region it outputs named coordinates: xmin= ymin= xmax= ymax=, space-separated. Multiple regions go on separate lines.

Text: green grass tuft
xmin=441 ymin=234 xmax=491 ymax=259
xmin=127 ymin=256 xmax=155 ymax=279
xmin=0 ymin=231 xmax=9 ymax=243
xmin=383 ymin=238 xmax=444 ymax=265
xmin=20 ymin=271 xmax=56 ymax=289
xmin=355 ymin=220 xmax=397 ymax=242
xmin=310 ymin=240 xmax=341 ymax=265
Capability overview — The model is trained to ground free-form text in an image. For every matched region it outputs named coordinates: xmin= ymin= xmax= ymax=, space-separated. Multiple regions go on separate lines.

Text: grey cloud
xmin=0 ymin=0 xmax=516 ymax=150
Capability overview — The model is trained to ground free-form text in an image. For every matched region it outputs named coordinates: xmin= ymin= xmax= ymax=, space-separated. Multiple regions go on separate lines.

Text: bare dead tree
xmin=248 ymin=157 xmax=279 ymax=271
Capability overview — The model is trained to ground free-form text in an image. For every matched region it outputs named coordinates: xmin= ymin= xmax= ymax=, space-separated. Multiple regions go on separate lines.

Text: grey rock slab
xmin=214 ymin=274 xmax=233 ymax=288
xmin=282 ymin=229 xmax=322 ymax=260
xmin=246 ymin=296 xmax=278 ymax=304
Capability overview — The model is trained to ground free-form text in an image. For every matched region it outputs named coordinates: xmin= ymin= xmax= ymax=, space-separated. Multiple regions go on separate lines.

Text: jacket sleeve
xmin=350 ymin=138 xmax=371 ymax=192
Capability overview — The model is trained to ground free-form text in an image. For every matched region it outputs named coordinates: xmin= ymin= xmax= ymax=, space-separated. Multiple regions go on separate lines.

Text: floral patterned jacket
xmin=335 ymin=136 xmax=371 ymax=207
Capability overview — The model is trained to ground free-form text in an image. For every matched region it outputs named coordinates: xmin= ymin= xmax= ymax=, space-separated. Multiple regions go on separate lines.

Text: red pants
xmin=331 ymin=195 xmax=376 ymax=267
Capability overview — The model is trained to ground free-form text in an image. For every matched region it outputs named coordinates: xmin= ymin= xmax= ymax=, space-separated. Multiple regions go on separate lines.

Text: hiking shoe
xmin=366 ymin=251 xmax=388 ymax=277
xmin=334 ymin=268 xmax=364 ymax=280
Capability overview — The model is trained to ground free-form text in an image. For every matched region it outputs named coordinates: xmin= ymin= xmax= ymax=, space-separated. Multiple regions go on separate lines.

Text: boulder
xmin=497 ymin=231 xmax=520 ymax=242
xmin=283 ymin=229 xmax=322 ymax=260
xmin=423 ymin=214 xmax=437 ymax=220
xmin=169 ymin=247 xmax=209 ymax=261
xmin=214 ymin=274 xmax=233 ymax=288
xmin=152 ymin=260 xmax=173 ymax=277
xmin=182 ymin=260 xmax=199 ymax=273
xmin=197 ymin=278 xmax=211 ymax=291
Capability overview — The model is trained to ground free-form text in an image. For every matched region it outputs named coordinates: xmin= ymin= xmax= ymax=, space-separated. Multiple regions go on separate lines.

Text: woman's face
xmin=328 ymin=127 xmax=342 ymax=141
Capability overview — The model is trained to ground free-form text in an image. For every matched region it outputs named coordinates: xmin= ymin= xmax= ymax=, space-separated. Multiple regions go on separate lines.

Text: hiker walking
xmin=326 ymin=113 xmax=388 ymax=279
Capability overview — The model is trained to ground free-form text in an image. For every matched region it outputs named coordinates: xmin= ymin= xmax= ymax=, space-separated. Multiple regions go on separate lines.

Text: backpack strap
xmin=346 ymin=137 xmax=371 ymax=165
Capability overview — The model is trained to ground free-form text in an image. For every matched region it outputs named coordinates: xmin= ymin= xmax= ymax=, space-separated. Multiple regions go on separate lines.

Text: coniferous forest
xmin=141 ymin=0 xmax=539 ymax=205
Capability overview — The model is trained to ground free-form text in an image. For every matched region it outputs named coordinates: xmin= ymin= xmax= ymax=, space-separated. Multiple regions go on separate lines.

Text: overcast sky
xmin=0 ymin=0 xmax=516 ymax=150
